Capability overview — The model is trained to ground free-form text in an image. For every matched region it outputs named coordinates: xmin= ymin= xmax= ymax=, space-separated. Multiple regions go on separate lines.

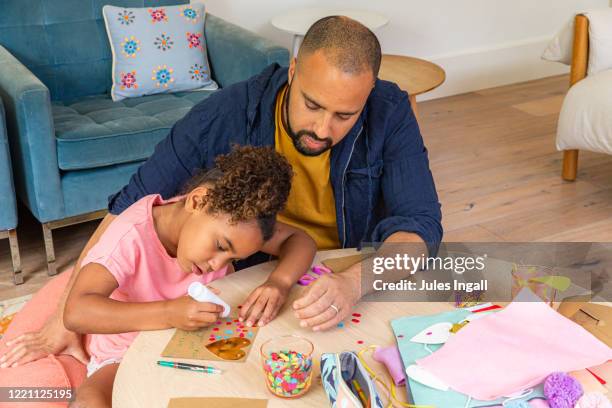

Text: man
xmin=1 ymin=16 xmax=441 ymax=367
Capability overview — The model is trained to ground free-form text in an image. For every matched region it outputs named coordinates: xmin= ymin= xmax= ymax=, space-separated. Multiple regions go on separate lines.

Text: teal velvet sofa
xmin=0 ymin=97 xmax=22 ymax=284
xmin=0 ymin=0 xmax=289 ymax=276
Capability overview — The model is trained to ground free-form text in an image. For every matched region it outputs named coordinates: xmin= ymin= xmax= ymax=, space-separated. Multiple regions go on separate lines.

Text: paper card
xmin=558 ymin=300 xmax=612 ymax=347
xmin=168 ymin=397 xmax=267 ymax=408
xmin=569 ymin=369 xmax=607 ymax=394
xmin=589 ymin=361 xmax=612 ymax=385
xmin=161 ymin=315 xmax=259 ymax=362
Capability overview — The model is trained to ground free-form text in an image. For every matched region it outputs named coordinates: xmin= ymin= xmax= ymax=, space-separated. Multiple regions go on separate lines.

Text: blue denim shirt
xmin=109 ymin=64 xmax=442 ymax=255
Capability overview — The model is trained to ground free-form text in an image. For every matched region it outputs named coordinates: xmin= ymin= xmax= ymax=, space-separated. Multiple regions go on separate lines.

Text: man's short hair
xmin=298 ymin=16 xmax=382 ymax=78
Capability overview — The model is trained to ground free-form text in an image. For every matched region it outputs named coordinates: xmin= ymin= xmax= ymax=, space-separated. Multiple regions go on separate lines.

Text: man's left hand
xmin=292 ymin=270 xmax=361 ymax=331
xmin=239 ymin=279 xmax=289 ymax=327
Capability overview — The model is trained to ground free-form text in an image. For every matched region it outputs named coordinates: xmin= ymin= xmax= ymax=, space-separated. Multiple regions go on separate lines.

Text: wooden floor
xmin=1 ymin=74 xmax=611 ymax=300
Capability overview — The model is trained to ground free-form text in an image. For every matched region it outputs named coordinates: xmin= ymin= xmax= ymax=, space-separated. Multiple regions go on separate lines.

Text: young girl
xmin=63 ymin=146 xmax=316 ymax=408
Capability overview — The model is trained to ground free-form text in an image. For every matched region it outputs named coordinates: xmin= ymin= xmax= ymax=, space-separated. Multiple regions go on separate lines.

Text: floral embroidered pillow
xmin=103 ymin=4 xmax=214 ymax=101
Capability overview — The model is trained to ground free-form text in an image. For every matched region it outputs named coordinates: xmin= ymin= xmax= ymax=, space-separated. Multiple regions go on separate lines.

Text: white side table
xmin=271 ymin=8 xmax=389 ymax=57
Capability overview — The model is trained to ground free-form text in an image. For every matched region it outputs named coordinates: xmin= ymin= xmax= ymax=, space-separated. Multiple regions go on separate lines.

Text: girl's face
xmin=175 ymin=188 xmax=265 ymax=275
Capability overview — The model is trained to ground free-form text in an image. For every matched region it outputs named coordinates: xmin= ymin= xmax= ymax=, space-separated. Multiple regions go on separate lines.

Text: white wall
xmin=194 ymin=0 xmax=609 ymax=100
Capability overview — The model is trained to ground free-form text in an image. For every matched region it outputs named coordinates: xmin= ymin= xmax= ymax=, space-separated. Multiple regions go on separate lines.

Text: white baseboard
xmin=417 ymin=36 xmax=570 ymax=101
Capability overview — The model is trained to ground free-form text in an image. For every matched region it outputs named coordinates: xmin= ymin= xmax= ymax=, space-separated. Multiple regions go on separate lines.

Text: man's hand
xmin=239 ymin=278 xmax=290 ymax=327
xmin=292 ymin=268 xmax=361 ymax=331
xmin=0 ymin=315 xmax=88 ymax=368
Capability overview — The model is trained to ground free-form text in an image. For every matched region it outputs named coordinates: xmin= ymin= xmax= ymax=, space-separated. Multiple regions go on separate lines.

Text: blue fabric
xmin=103 ymin=4 xmax=214 ymax=101
xmin=0 ymin=45 xmax=64 ymax=222
xmin=0 ymin=98 xmax=18 ymax=231
xmin=61 ymin=161 xmax=143 ymax=218
xmin=0 ymin=0 xmax=189 ymax=102
xmin=0 ymin=0 xmax=288 ymax=224
xmin=109 ymin=64 xmax=443 ymax=253
xmin=53 ymin=91 xmax=213 ymax=170
xmin=390 ymin=311 xmax=546 ymax=407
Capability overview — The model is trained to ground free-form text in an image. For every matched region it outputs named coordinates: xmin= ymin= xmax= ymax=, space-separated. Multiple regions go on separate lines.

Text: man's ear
xmin=184 ymin=186 xmax=208 ymax=213
xmin=288 ymin=57 xmax=296 ymax=85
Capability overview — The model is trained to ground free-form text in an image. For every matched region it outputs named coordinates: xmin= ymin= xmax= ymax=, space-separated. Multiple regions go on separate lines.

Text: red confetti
xmin=398 ymin=334 xmax=404 ymax=339
xmin=357 ymin=340 xmax=364 ymax=344
xmin=351 ymin=319 xmax=360 ymax=323
xmin=237 ymin=305 xmax=242 ymax=309
xmin=239 ymin=333 xmax=245 ymax=338
xmin=352 ymin=313 xmax=362 ymax=317
xmin=213 ymin=327 xmax=219 ymax=331
xmin=472 ymin=304 xmax=502 ymax=313
xmin=233 ymin=319 xmax=239 ymax=322
xmin=226 ymin=322 xmax=232 ymax=325
xmin=586 ymin=368 xmax=606 ymax=385
xmin=216 ymin=321 xmax=222 ymax=325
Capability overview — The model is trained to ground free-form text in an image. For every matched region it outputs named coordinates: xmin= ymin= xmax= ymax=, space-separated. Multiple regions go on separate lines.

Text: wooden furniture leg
xmin=562 ymin=15 xmax=588 ymax=180
xmin=41 ymin=209 xmax=107 ymax=277
xmin=409 ymin=94 xmax=419 ymax=123
xmin=562 ymin=150 xmax=579 ymax=181
xmin=42 ymin=223 xmax=57 ymax=276
xmin=8 ymin=229 xmax=22 ymax=284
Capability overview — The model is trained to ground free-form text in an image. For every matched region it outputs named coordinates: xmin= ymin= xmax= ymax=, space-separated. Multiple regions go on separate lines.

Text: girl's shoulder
xmin=89 ymin=194 xmax=161 ymax=261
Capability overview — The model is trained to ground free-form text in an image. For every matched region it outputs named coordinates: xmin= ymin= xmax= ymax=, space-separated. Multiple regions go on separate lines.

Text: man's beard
xmin=283 ymin=84 xmax=333 ymax=157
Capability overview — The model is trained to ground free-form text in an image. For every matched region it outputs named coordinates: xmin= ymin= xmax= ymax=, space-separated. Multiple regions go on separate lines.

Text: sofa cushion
xmin=103 ymin=4 xmax=214 ymax=101
xmin=53 ymin=90 xmax=213 ymax=171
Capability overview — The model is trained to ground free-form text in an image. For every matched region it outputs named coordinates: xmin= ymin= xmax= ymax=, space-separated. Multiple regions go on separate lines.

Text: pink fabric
xmin=418 ymin=297 xmax=612 ymax=401
xmin=0 ymin=270 xmax=86 ymax=408
xmin=83 ymin=194 xmax=228 ymax=362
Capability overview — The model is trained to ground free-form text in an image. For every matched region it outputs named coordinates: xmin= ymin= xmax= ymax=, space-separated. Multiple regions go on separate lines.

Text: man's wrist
xmin=338 ymin=263 xmax=363 ymax=301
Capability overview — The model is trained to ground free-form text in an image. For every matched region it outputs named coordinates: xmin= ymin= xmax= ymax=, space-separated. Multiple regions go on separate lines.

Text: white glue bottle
xmin=187 ymin=281 xmax=231 ymax=318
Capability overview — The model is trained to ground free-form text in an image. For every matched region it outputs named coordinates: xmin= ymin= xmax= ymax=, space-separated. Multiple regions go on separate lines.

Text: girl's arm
xmin=64 ymin=263 xmax=223 ymax=334
xmin=239 ymin=222 xmax=317 ymax=326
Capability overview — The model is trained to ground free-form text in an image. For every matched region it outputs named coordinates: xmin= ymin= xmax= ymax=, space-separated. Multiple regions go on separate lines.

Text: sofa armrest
xmin=570 ymin=14 xmax=589 ymax=87
xmin=205 ymin=14 xmax=289 ymax=87
xmin=0 ymin=45 xmax=64 ymax=222
xmin=0 ymin=98 xmax=18 ymax=231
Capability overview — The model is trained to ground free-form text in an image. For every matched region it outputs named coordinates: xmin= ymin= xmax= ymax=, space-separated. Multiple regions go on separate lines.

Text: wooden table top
xmin=112 ymin=249 xmax=454 ymax=408
xmin=271 ymin=8 xmax=388 ymax=36
xmin=378 ymin=54 xmax=446 ymax=96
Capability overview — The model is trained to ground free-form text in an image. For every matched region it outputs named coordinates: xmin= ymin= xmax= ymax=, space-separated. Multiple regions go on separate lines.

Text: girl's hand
xmin=239 ymin=279 xmax=290 ymax=327
xmin=164 ymin=296 xmax=224 ymax=331
xmin=0 ymin=314 xmax=88 ymax=369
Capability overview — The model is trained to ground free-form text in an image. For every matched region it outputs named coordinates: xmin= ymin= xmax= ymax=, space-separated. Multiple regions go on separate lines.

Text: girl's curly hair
xmin=182 ymin=145 xmax=293 ymax=241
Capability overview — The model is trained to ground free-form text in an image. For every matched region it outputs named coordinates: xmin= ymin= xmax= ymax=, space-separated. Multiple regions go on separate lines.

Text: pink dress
xmin=81 ymin=194 xmax=228 ymax=364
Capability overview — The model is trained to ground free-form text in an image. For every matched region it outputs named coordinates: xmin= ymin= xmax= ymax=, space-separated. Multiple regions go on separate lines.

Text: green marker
xmin=157 ymin=360 xmax=222 ymax=374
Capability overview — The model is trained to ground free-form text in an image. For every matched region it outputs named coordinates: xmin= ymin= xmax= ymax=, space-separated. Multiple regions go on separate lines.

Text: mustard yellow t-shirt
xmin=274 ymin=85 xmax=340 ymax=250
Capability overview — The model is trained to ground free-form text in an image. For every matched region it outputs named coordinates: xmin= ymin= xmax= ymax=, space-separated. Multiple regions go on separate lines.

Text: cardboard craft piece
xmin=321 ymin=254 xmax=365 ymax=274
xmin=168 ymin=397 xmax=267 ymax=408
xmin=558 ymin=298 xmax=612 ymax=347
xmin=161 ymin=315 xmax=259 ymax=362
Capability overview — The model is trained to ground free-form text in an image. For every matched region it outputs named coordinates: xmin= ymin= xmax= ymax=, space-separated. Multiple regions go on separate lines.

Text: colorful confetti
xmin=263 ymin=350 xmax=313 ymax=397
xmin=337 ymin=322 xmax=345 ymax=328
xmin=351 ymin=319 xmax=360 ymax=324
xmin=352 ymin=313 xmax=362 ymax=318
xmin=357 ymin=340 xmax=364 ymax=345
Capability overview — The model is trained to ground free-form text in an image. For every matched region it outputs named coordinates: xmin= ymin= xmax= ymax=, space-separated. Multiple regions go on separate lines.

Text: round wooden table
xmin=271 ymin=8 xmax=389 ymax=57
xmin=112 ymin=249 xmax=454 ymax=408
xmin=378 ymin=55 xmax=446 ymax=121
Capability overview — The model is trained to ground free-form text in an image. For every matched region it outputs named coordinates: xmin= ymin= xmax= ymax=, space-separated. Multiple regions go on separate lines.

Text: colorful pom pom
xmin=544 ymin=372 xmax=583 ymax=408
xmin=575 ymin=392 xmax=612 ymax=408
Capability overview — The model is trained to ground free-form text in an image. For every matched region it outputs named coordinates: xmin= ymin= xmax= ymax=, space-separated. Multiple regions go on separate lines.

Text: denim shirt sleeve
xmin=370 ymin=92 xmax=443 ymax=256
xmin=107 ymin=106 xmax=210 ymax=215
